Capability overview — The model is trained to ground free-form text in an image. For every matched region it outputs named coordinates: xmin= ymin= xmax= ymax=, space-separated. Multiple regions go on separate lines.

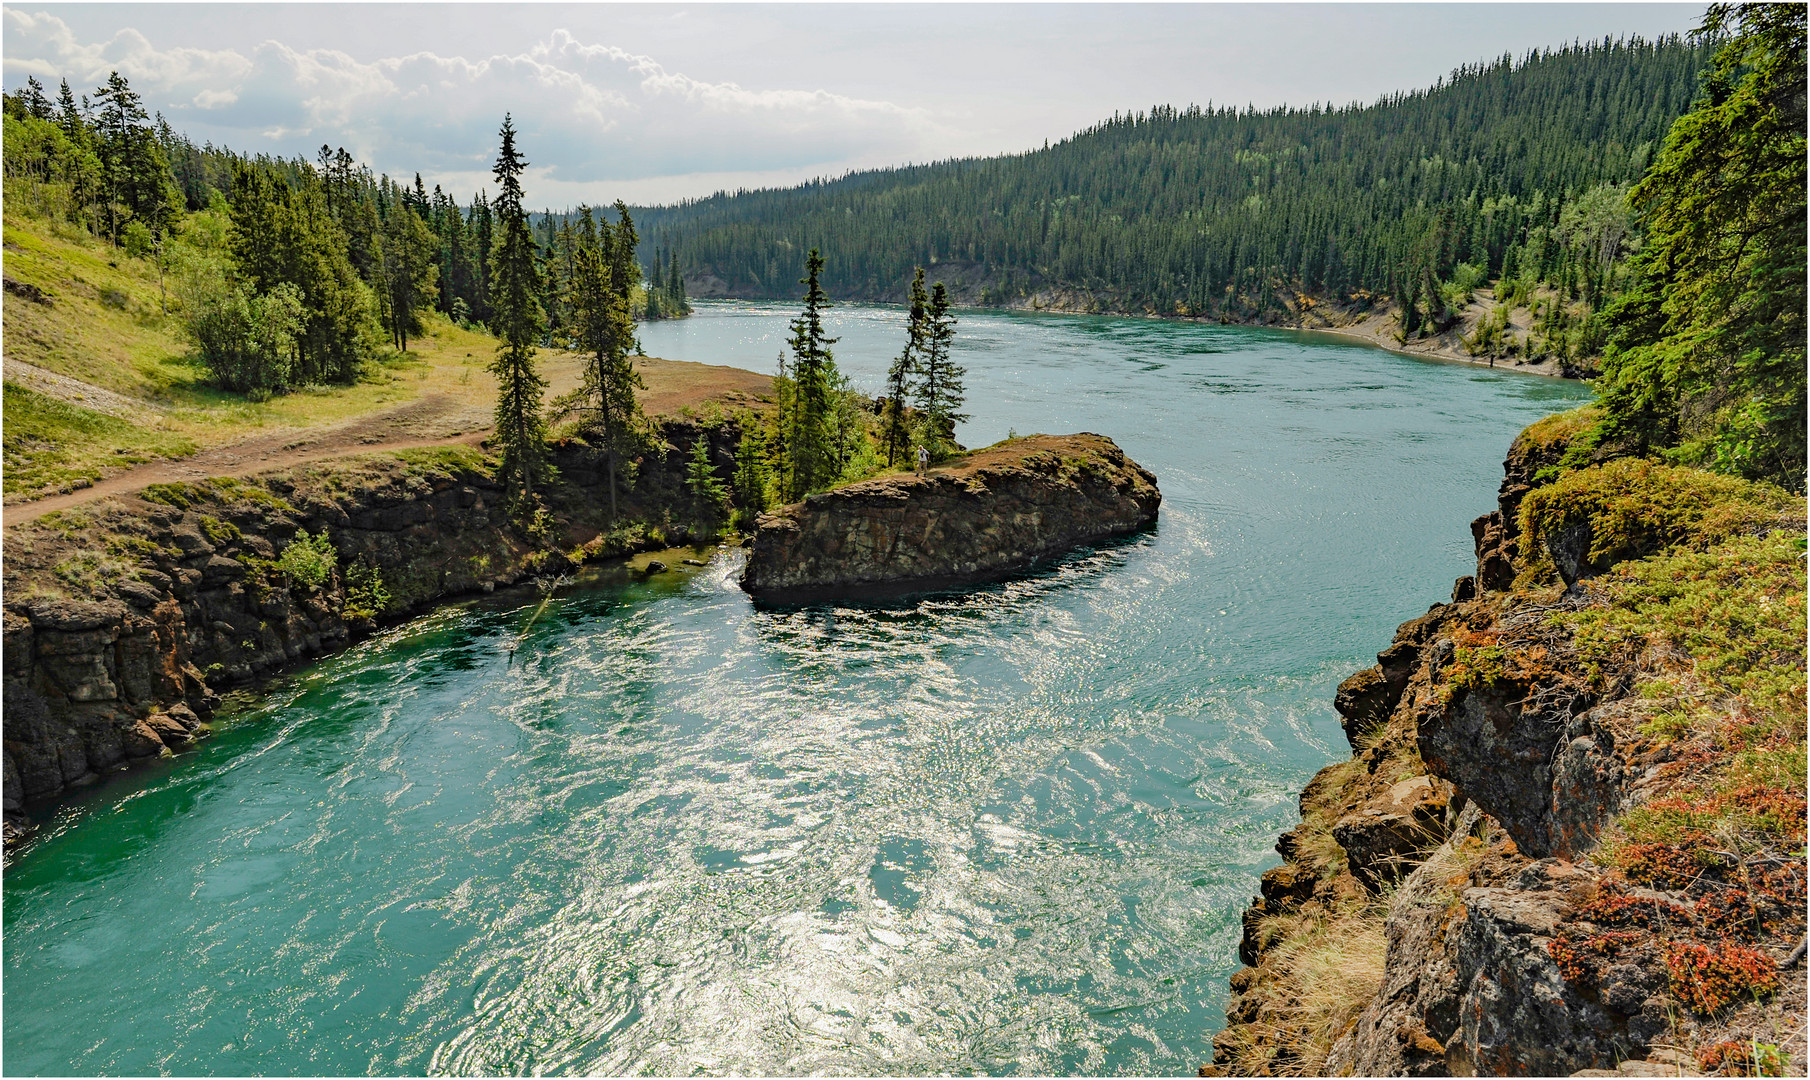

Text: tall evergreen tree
xmin=883 ymin=268 xmax=928 ymax=466
xmin=782 ymin=248 xmax=841 ymax=499
xmin=380 ymin=195 xmax=439 ymax=352
xmin=1595 ymin=3 xmax=1806 ymax=490
xmin=487 ymin=114 xmax=551 ymax=506
xmin=91 ymin=71 xmax=178 ymax=243
xmin=914 ymin=282 xmax=965 ymax=458
xmin=731 ymin=423 xmax=768 ymax=529
xmin=568 ymin=204 xmax=646 ymax=518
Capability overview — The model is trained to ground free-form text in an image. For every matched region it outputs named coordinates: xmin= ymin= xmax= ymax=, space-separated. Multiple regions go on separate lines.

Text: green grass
xmin=1518 ymin=458 xmax=1797 ymax=570
xmin=138 ymin=476 xmax=295 ymax=513
xmin=1561 ymin=531 xmax=1807 ymax=741
xmin=1558 ymin=528 xmax=1807 ymax=880
xmin=3 ymin=209 xmax=514 ymax=499
xmin=1517 ymin=403 xmax=1601 ymax=453
xmin=2 ymin=381 xmax=196 ymax=495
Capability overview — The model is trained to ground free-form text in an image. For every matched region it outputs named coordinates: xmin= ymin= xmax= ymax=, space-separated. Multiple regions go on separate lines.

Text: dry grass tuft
xmin=1230 ymin=893 xmax=1392 ymax=1076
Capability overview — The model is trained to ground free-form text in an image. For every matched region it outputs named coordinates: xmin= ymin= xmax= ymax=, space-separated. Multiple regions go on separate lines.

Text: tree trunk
xmin=607 ymin=451 xmax=618 ymax=520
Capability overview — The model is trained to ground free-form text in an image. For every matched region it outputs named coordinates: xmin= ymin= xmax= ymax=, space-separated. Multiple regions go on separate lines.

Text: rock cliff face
xmin=740 ymin=433 xmax=1160 ymax=603
xmin=2 ymin=422 xmax=740 ymax=836
xmin=1210 ymin=417 xmax=1807 ymax=1077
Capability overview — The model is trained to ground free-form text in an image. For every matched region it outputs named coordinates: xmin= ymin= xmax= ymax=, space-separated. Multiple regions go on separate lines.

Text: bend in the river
xmin=2 ymin=301 xmax=1592 ymax=1076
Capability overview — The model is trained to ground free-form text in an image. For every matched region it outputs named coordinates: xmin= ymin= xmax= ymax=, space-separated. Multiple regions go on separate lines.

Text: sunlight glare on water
xmin=2 ymin=302 xmax=1591 ymax=1076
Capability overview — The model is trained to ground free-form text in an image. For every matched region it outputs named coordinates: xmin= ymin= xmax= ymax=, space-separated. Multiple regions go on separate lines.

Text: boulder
xmin=741 ymin=433 xmax=1160 ymax=603
xmin=1332 ymin=776 xmax=1452 ymax=890
xmin=120 ymin=718 xmax=166 ymax=758
xmin=144 ymin=712 xmax=193 ymax=747
xmin=1333 ymin=666 xmax=1390 ymax=748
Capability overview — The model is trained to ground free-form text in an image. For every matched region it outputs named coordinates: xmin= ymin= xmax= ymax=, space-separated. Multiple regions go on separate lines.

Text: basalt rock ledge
xmin=740 ymin=433 xmax=1160 ymax=604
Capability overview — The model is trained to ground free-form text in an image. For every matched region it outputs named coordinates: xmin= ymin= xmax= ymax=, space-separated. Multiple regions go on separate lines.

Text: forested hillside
xmin=638 ymin=36 xmax=1711 ymax=345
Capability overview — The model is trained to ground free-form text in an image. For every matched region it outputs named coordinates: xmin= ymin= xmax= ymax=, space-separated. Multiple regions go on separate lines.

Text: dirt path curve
xmin=3 ymin=356 xmax=774 ymax=530
xmin=5 ymin=399 xmax=489 ymax=527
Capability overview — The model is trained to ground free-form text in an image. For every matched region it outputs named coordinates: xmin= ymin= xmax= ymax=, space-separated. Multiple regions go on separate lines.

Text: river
xmin=2 ymin=302 xmax=1592 ymax=1075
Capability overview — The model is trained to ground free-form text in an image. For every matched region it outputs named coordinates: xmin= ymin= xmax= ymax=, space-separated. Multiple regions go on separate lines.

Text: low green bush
xmin=1517 ymin=458 xmax=1796 ymax=570
xmin=274 ymin=529 xmax=336 ymax=591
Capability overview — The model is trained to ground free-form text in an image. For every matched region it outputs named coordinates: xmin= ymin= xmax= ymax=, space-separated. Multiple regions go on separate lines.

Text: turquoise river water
xmin=2 ymin=303 xmax=1592 ymax=1075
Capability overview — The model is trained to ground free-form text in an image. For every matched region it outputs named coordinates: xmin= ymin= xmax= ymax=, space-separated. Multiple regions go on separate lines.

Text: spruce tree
xmin=487 ymin=114 xmax=551 ymax=507
xmin=55 ymin=79 xmax=81 ymax=139
xmin=685 ymin=433 xmax=727 ymax=525
xmin=731 ymin=423 xmax=768 ymax=529
xmin=380 ymin=196 xmax=438 ymax=352
xmin=914 ymin=282 xmax=965 ymax=459
xmin=883 ymin=268 xmax=928 ymax=466
xmin=1596 ymin=4 xmax=1807 ymax=490
xmin=568 ymin=203 xmax=645 ymax=518
xmin=782 ymin=248 xmax=840 ymax=499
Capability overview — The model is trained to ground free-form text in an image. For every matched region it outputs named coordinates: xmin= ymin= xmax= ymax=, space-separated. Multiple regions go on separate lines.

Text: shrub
xmin=1694 ymin=891 xmax=1765 ymax=942
xmin=122 ymin=219 xmax=154 ymax=259
xmin=1619 ymin=842 xmax=1710 ymax=889
xmin=1560 ymin=532 xmax=1807 ymax=739
xmin=274 ymin=530 xmax=336 ymax=591
xmin=1547 ymin=930 xmax=1645 ymax=985
xmin=1570 ymin=887 xmax=1688 ymax=931
xmin=1663 ymin=940 xmax=1777 ymax=1014
xmin=180 ymin=258 xmax=303 ymax=395
xmin=1698 ymin=1040 xmax=1790 ymax=1077
xmin=343 ymin=561 xmax=390 ymax=621
xmin=1518 ymin=459 xmax=1795 ymax=571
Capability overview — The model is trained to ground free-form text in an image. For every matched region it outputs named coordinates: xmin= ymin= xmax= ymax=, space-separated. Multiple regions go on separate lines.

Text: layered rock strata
xmin=740 ymin=433 xmax=1160 ymax=603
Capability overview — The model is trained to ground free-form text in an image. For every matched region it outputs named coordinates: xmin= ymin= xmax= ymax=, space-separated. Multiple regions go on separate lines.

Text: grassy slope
xmin=0 ymin=211 xmax=570 ymax=500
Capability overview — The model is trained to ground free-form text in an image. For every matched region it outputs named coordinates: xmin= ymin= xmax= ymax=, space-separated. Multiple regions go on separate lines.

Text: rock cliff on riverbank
xmin=739 ymin=433 xmax=1160 ymax=604
xmin=1 ymin=420 xmax=743 ymax=839
xmin=1208 ymin=411 xmax=1806 ymax=1077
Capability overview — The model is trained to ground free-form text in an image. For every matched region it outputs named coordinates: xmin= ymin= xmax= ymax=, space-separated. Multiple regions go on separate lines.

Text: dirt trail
xmin=3 ymin=356 xmax=773 ymax=529
xmin=5 ymin=399 xmax=489 ymax=526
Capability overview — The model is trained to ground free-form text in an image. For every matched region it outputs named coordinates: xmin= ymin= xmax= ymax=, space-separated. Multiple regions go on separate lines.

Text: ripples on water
xmin=3 ymin=304 xmax=1591 ymax=1075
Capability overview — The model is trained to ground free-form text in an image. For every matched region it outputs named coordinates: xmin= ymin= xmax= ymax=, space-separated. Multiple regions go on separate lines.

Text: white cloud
xmin=4 ymin=9 xmax=252 ymax=101
xmin=2 ymin=11 xmax=941 ymax=204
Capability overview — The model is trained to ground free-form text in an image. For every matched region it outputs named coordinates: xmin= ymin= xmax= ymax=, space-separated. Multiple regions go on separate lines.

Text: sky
xmin=3 ymin=3 xmax=1709 ymax=209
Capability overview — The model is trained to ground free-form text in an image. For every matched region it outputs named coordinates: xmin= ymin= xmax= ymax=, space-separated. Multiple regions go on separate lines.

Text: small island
xmin=739 ymin=433 xmax=1160 ymax=604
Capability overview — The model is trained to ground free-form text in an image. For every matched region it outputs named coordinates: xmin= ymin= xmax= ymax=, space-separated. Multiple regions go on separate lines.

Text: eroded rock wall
xmin=1209 ymin=421 xmax=1808 ymax=1077
xmin=3 ymin=422 xmax=735 ymax=826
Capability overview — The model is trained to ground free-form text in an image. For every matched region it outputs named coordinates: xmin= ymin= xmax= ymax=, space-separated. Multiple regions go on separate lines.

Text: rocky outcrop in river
xmin=739 ymin=433 xmax=1160 ymax=603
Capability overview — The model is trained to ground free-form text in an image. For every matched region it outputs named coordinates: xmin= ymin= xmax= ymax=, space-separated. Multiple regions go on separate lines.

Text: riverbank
xmin=996 ymin=291 xmax=1569 ymax=379
xmin=687 ymin=273 xmax=1576 ymax=380
xmin=1208 ymin=410 xmax=1807 ymax=1076
xmin=0 ymin=414 xmax=754 ymax=846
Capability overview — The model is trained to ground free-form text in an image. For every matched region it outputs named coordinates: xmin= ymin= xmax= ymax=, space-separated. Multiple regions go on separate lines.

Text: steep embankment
xmin=1208 ymin=410 xmax=1807 ymax=1077
xmin=739 ymin=433 xmax=1160 ymax=603
xmin=1 ymin=419 xmax=750 ymax=843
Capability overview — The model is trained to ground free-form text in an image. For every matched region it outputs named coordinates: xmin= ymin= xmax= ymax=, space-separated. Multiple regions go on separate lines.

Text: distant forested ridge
xmin=634 ymin=36 xmax=1712 ymax=325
